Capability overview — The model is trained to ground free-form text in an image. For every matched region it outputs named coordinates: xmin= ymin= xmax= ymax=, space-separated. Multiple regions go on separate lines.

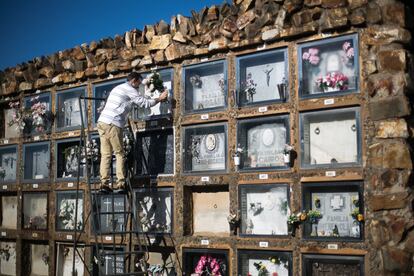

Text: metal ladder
xmin=70 ymin=95 xmax=150 ymax=276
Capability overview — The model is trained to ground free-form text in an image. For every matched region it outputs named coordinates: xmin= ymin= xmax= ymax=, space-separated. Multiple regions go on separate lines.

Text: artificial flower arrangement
xmin=287 ymin=211 xmax=307 ymax=236
xmin=351 ymin=208 xmax=364 ymax=223
xmin=307 ymin=210 xmax=323 ymax=224
xmin=41 ymin=252 xmax=49 ymax=266
xmin=241 ymin=72 xmax=257 ymax=102
xmin=251 ymin=256 xmax=289 ymax=276
xmin=192 ymin=254 xmax=226 ymax=276
xmin=143 ymin=71 xmax=165 ymax=96
xmin=232 ymin=146 xmax=244 ymax=167
xmin=315 ymin=72 xmax=349 ymax=92
xmin=147 ymin=264 xmax=164 ymax=276
xmin=0 ymin=167 xmax=6 ymax=180
xmin=0 ymin=243 xmax=15 ymax=262
xmin=227 ymin=212 xmax=240 ymax=235
xmin=189 ymin=74 xmax=203 ymax=88
xmin=25 ymin=214 xmax=47 ymax=230
xmin=58 ymin=199 xmax=83 ymax=230
xmin=283 ymin=144 xmax=293 ymax=164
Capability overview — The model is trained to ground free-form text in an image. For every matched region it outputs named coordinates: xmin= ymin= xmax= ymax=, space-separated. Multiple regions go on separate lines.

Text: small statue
xmin=263 ymin=67 xmax=274 ymax=87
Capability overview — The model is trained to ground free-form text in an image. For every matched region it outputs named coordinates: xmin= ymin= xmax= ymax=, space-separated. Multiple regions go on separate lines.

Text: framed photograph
xmin=236 ymin=48 xmax=288 ymax=106
xmin=23 ymin=92 xmax=53 ymax=137
xmin=22 ymin=192 xmax=48 ymax=230
xmin=237 ymin=115 xmax=290 ymax=170
xmin=133 ymin=68 xmax=174 ymax=120
xmin=302 ymin=182 xmax=363 ymax=240
xmin=135 ymin=187 xmax=173 ymax=234
xmin=55 ymin=87 xmax=87 ymax=131
xmin=192 ymin=189 xmax=229 ymax=235
xmin=0 ymin=241 xmax=16 ymax=275
xmin=56 ymin=243 xmax=85 ymax=276
xmin=56 ymin=191 xmax=83 ymax=232
xmin=135 ymin=128 xmax=174 ymax=177
xmin=22 ymin=142 xmax=50 ymax=183
xmin=300 ymin=107 xmax=361 ymax=168
xmin=0 ymin=195 xmax=17 ymax=230
xmin=22 ymin=242 xmax=49 ymax=276
xmin=238 ymin=250 xmax=292 ymax=276
xmin=302 ymin=254 xmax=364 ymax=275
xmin=1 ymin=103 xmax=20 ymax=139
xmin=93 ymin=246 xmax=125 ymax=275
xmin=298 ymin=34 xmax=359 ymax=98
xmin=0 ymin=145 xmax=18 ymax=183
xmin=92 ymin=193 xmax=127 ymax=234
xmin=182 ymin=123 xmax=227 ymax=173
xmin=183 ymin=248 xmax=228 ymax=276
xmin=183 ymin=60 xmax=227 ymax=113
xmin=134 ymin=247 xmax=177 ymax=275
xmin=55 ymin=138 xmax=86 ymax=181
xmin=92 ymin=78 xmax=126 ymax=126
xmin=239 ymin=184 xmax=289 ymax=236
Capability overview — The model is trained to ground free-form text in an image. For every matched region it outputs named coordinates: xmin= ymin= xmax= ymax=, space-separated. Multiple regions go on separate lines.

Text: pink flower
xmin=346 ymin=47 xmax=354 ymax=58
xmin=308 ymin=55 xmax=320 ymax=65
xmin=342 ymin=41 xmax=351 ymax=51
xmin=308 ymin=48 xmax=319 ymax=56
xmin=302 ymin=52 xmax=310 ymax=60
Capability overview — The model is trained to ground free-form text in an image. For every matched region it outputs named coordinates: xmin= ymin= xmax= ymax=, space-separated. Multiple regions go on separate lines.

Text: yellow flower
xmin=300 ymin=213 xmax=307 ymax=221
xmin=270 ymin=258 xmax=276 ymax=263
xmin=357 ymin=214 xmax=364 ymax=222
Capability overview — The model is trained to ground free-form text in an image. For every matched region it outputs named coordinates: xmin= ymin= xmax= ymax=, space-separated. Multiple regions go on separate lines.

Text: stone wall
xmin=0 ymin=0 xmax=413 ymax=275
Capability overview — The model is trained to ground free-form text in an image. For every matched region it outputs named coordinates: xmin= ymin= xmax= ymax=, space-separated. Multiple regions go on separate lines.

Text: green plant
xmin=307 ymin=210 xmax=322 ymax=224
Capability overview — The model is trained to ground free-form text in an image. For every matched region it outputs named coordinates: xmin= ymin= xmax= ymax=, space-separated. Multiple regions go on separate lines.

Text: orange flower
xmin=299 ymin=212 xmax=307 ymax=221
xmin=357 ymin=214 xmax=364 ymax=222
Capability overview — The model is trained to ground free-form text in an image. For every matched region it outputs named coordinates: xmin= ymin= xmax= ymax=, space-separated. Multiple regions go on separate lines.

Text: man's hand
xmin=158 ymin=90 xmax=168 ymax=102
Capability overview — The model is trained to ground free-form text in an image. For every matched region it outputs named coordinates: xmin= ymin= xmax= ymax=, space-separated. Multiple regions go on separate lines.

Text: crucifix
xmin=263 ymin=67 xmax=274 ymax=87
xmin=330 ymin=195 xmax=344 ymax=210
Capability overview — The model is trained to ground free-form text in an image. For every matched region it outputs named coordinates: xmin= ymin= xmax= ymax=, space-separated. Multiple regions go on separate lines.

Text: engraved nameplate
xmin=259 ymin=241 xmax=269 ymax=248
xmin=105 ymin=236 xmax=112 ymax=241
xmin=259 ymin=174 xmax=268 ymax=180
xmin=325 ymin=171 xmax=336 ymax=177
xmin=33 ymin=136 xmax=40 ymax=141
xmin=201 ymin=239 xmax=209 ymax=245
xmin=327 ymin=244 xmax=338 ymax=250
xmin=67 ymin=182 xmax=74 ymax=188
xmin=258 ymin=106 xmax=268 ymax=113
xmin=66 ymin=235 xmax=73 ymax=240
xmin=201 ymin=114 xmax=209 ymax=120
xmin=201 ymin=176 xmax=210 ymax=182
xmin=201 ymin=58 xmax=209 ymax=62
xmin=324 ymin=98 xmax=335 ymax=105
xmin=3 ymin=140 xmax=8 ymax=144
xmin=68 ymin=132 xmax=75 ymax=136
xmin=32 ymin=233 xmax=38 ymax=238
xmin=149 ymin=238 xmax=156 ymax=244
xmin=32 ymin=184 xmax=38 ymax=189
xmin=1 ymin=232 xmax=6 ymax=237
xmin=2 ymin=185 xmax=7 ymax=190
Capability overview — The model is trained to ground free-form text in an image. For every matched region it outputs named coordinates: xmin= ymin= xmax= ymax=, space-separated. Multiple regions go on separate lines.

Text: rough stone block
xmin=380 ymin=169 xmax=412 ymax=188
xmin=371 ymin=192 xmax=409 ymax=211
xmin=18 ymin=81 xmax=32 ymax=91
xmin=370 ymin=220 xmax=390 ymax=247
xmin=34 ymin=78 xmax=52 ymax=89
xmin=38 ymin=66 xmax=54 ymax=78
xmin=262 ymin=28 xmax=281 ymax=41
xmin=347 ymin=0 xmax=367 ymax=10
xmin=321 ymin=0 xmax=346 ymax=8
xmin=304 ymin=0 xmax=322 ymax=7
xmin=368 ymin=140 xmax=412 ymax=169
xmin=368 ymin=96 xmax=411 ymax=120
xmin=208 ymin=37 xmax=229 ymax=51
xmin=173 ymin=32 xmax=187 ymax=43
xmin=378 ymin=49 xmax=406 ymax=72
xmin=149 ymin=34 xmax=172 ymax=51
xmin=382 ymin=2 xmax=405 ymax=27
xmin=236 ymin=10 xmax=255 ymax=30
xmin=106 ymin=60 xmax=120 ymax=73
xmin=381 ymin=247 xmax=412 ymax=273
xmin=375 ymin=119 xmax=409 ymax=139
xmin=364 ymin=26 xmax=411 ymax=46
xmin=119 ymin=49 xmax=139 ymax=61
xmin=350 ymin=7 xmax=366 ymax=25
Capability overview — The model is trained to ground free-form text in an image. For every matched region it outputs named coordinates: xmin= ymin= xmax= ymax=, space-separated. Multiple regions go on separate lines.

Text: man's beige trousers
xmin=97 ymin=122 xmax=125 ymax=186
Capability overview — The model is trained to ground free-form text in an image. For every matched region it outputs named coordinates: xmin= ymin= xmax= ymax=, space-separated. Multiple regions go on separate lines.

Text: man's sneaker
xmin=99 ymin=184 xmax=113 ymax=193
xmin=113 ymin=184 xmax=126 ymax=194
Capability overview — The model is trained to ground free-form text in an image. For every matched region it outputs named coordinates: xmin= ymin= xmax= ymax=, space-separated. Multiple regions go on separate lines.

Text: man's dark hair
xmin=127 ymin=72 xmax=142 ymax=81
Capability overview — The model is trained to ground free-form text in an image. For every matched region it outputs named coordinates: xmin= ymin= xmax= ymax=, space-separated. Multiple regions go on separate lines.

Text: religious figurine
xmin=263 ymin=67 xmax=273 ymax=87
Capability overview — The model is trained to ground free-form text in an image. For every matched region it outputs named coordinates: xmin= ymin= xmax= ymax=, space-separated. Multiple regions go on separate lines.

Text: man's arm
xmin=130 ymin=88 xmax=168 ymax=108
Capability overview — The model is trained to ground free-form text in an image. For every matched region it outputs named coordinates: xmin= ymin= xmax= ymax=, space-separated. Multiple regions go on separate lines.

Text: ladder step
xmin=105 ymin=273 xmax=146 ymax=276
xmin=97 ymin=211 xmax=133 ymax=215
xmin=100 ymin=250 xmax=145 ymax=256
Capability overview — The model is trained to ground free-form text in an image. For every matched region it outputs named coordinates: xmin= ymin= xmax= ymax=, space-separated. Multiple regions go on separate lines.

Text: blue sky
xmin=0 ymin=0 xmax=226 ymax=70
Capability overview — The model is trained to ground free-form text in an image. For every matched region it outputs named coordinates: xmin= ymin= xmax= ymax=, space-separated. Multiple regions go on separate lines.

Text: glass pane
xmin=184 ymin=61 xmax=226 ymax=113
xmin=240 ymin=185 xmax=289 ymax=235
xmin=23 ymin=193 xmax=48 ymax=230
xmin=93 ymin=79 xmax=125 ymax=125
xmin=0 ymin=241 xmax=16 ymax=275
xmin=56 ymin=88 xmax=86 ymax=130
xmin=56 ymin=191 xmax=83 ymax=231
xmin=238 ymin=250 xmax=291 ymax=276
xmin=303 ymin=254 xmax=363 ymax=276
xmin=23 ymin=143 xmax=50 ymax=181
xmin=1 ymin=196 xmax=17 ymax=229
xmin=0 ymin=146 xmax=17 ymax=183
xmin=183 ymin=249 xmax=228 ymax=276
xmin=183 ymin=124 xmax=227 ymax=173
xmin=299 ymin=35 xmax=358 ymax=97
xmin=30 ymin=244 xmax=49 ymax=276
xmin=93 ymin=194 xmax=126 ymax=234
xmin=56 ymin=244 xmax=84 ymax=276
xmin=95 ymin=247 xmax=125 ymax=275
xmin=2 ymin=107 xmax=20 ymax=139
xmin=56 ymin=140 xmax=85 ymax=180
xmin=238 ymin=49 xmax=287 ymax=106
xmin=23 ymin=93 xmax=53 ymax=136
xmin=135 ymin=188 xmax=173 ymax=233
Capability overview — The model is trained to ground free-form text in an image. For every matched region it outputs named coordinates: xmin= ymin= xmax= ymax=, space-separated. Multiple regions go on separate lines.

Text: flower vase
xmin=283 ymin=153 xmax=290 ymax=164
xmin=233 ymin=155 xmax=240 ymax=166
xmin=277 ymin=83 xmax=287 ymax=102
xmin=324 ymin=87 xmax=337 ymax=93
xmin=311 ymin=224 xmax=318 ymax=236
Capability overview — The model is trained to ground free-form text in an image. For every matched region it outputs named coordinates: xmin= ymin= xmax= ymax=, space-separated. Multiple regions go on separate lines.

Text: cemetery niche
xmin=302 ymin=182 xmax=363 ymax=240
xmin=0 ymin=146 xmax=17 ymax=183
xmin=300 ymin=107 xmax=361 ymax=168
xmin=302 ymin=254 xmax=364 ymax=276
xmin=134 ymin=68 xmax=174 ymax=120
xmin=93 ymin=193 xmax=127 ymax=234
xmin=135 ymin=128 xmax=174 ymax=177
xmin=92 ymin=78 xmax=126 ymax=125
xmin=22 ymin=242 xmax=49 ymax=276
xmin=87 ymin=134 xmax=116 ymax=181
xmin=183 ymin=248 xmax=228 ymax=276
xmin=237 ymin=115 xmax=290 ymax=170
xmin=182 ymin=123 xmax=227 ymax=173
xmin=239 ymin=184 xmax=289 ymax=236
xmin=23 ymin=93 xmax=53 ymax=137
xmin=135 ymin=187 xmax=173 ymax=234
xmin=0 ymin=195 xmax=17 ymax=230
xmin=56 ymin=243 xmax=85 ymax=276
xmin=56 ymin=191 xmax=83 ymax=232
xmin=299 ymin=34 xmax=358 ymax=98
xmin=134 ymin=247 xmax=177 ymax=275
xmin=55 ymin=87 xmax=86 ymax=131
xmin=183 ymin=60 xmax=227 ymax=113
xmin=56 ymin=138 xmax=86 ymax=181
xmin=22 ymin=142 xmax=50 ymax=182
xmin=22 ymin=193 xmax=48 ymax=230
xmin=1 ymin=101 xmax=20 ymax=140
xmin=0 ymin=241 xmax=16 ymax=276
xmin=93 ymin=246 xmax=126 ymax=275
xmin=238 ymin=250 xmax=292 ymax=276
xmin=237 ymin=48 xmax=288 ymax=106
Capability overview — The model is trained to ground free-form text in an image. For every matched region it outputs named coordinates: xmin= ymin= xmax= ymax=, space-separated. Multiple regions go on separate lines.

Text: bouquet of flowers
xmin=342 ymin=41 xmax=354 ymax=65
xmin=302 ymin=48 xmax=320 ymax=65
xmin=307 ymin=210 xmax=322 ymax=224
xmin=315 ymin=72 xmax=349 ymax=91
xmin=253 ymin=261 xmax=268 ymax=276
xmin=7 ymin=101 xmax=24 ymax=130
xmin=58 ymin=199 xmax=83 ymax=230
xmin=351 ymin=208 xmax=364 ymax=223
xmin=142 ymin=71 xmax=165 ymax=96
xmin=242 ymin=73 xmax=257 ymax=102
xmin=193 ymin=255 xmax=225 ymax=276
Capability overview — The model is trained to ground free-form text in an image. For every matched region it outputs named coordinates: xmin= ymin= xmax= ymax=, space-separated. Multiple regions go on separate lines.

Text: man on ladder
xmin=97 ymin=71 xmax=168 ymax=193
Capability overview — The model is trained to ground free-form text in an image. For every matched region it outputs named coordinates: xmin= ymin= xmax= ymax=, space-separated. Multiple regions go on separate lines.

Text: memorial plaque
xmin=56 ymin=139 xmax=86 ymax=180
xmin=192 ymin=191 xmax=229 ymax=235
xmin=56 ymin=191 xmax=83 ymax=231
xmin=23 ymin=93 xmax=53 ymax=136
xmin=23 ymin=142 xmax=50 ymax=182
xmin=56 ymin=243 xmax=84 ymax=276
xmin=22 ymin=243 xmax=49 ymax=276
xmin=94 ymin=246 xmax=125 ymax=275
xmin=240 ymin=184 xmax=289 ymax=236
xmin=303 ymin=254 xmax=363 ymax=276
xmin=135 ymin=129 xmax=174 ymax=176
xmin=134 ymin=69 xmax=173 ymax=120
xmin=238 ymin=250 xmax=291 ymax=276
xmin=0 ymin=241 xmax=16 ymax=275
xmin=183 ymin=248 xmax=228 ymax=276
xmin=237 ymin=116 xmax=289 ymax=170
xmin=237 ymin=48 xmax=288 ymax=106
xmin=301 ymin=107 xmax=360 ymax=168
xmin=135 ymin=187 xmax=173 ymax=234
xmin=184 ymin=60 xmax=227 ymax=113
xmin=299 ymin=34 xmax=359 ymax=97
xmin=92 ymin=78 xmax=126 ymax=125
xmin=23 ymin=193 xmax=48 ymax=230
xmin=93 ymin=194 xmax=126 ymax=234
xmin=0 ymin=146 xmax=17 ymax=183
xmin=55 ymin=87 xmax=86 ymax=131
xmin=2 ymin=108 xmax=20 ymax=139
xmin=303 ymin=182 xmax=363 ymax=240
xmin=1 ymin=196 xmax=17 ymax=230
xmin=183 ymin=124 xmax=227 ymax=173
xmin=136 ymin=249 xmax=177 ymax=275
